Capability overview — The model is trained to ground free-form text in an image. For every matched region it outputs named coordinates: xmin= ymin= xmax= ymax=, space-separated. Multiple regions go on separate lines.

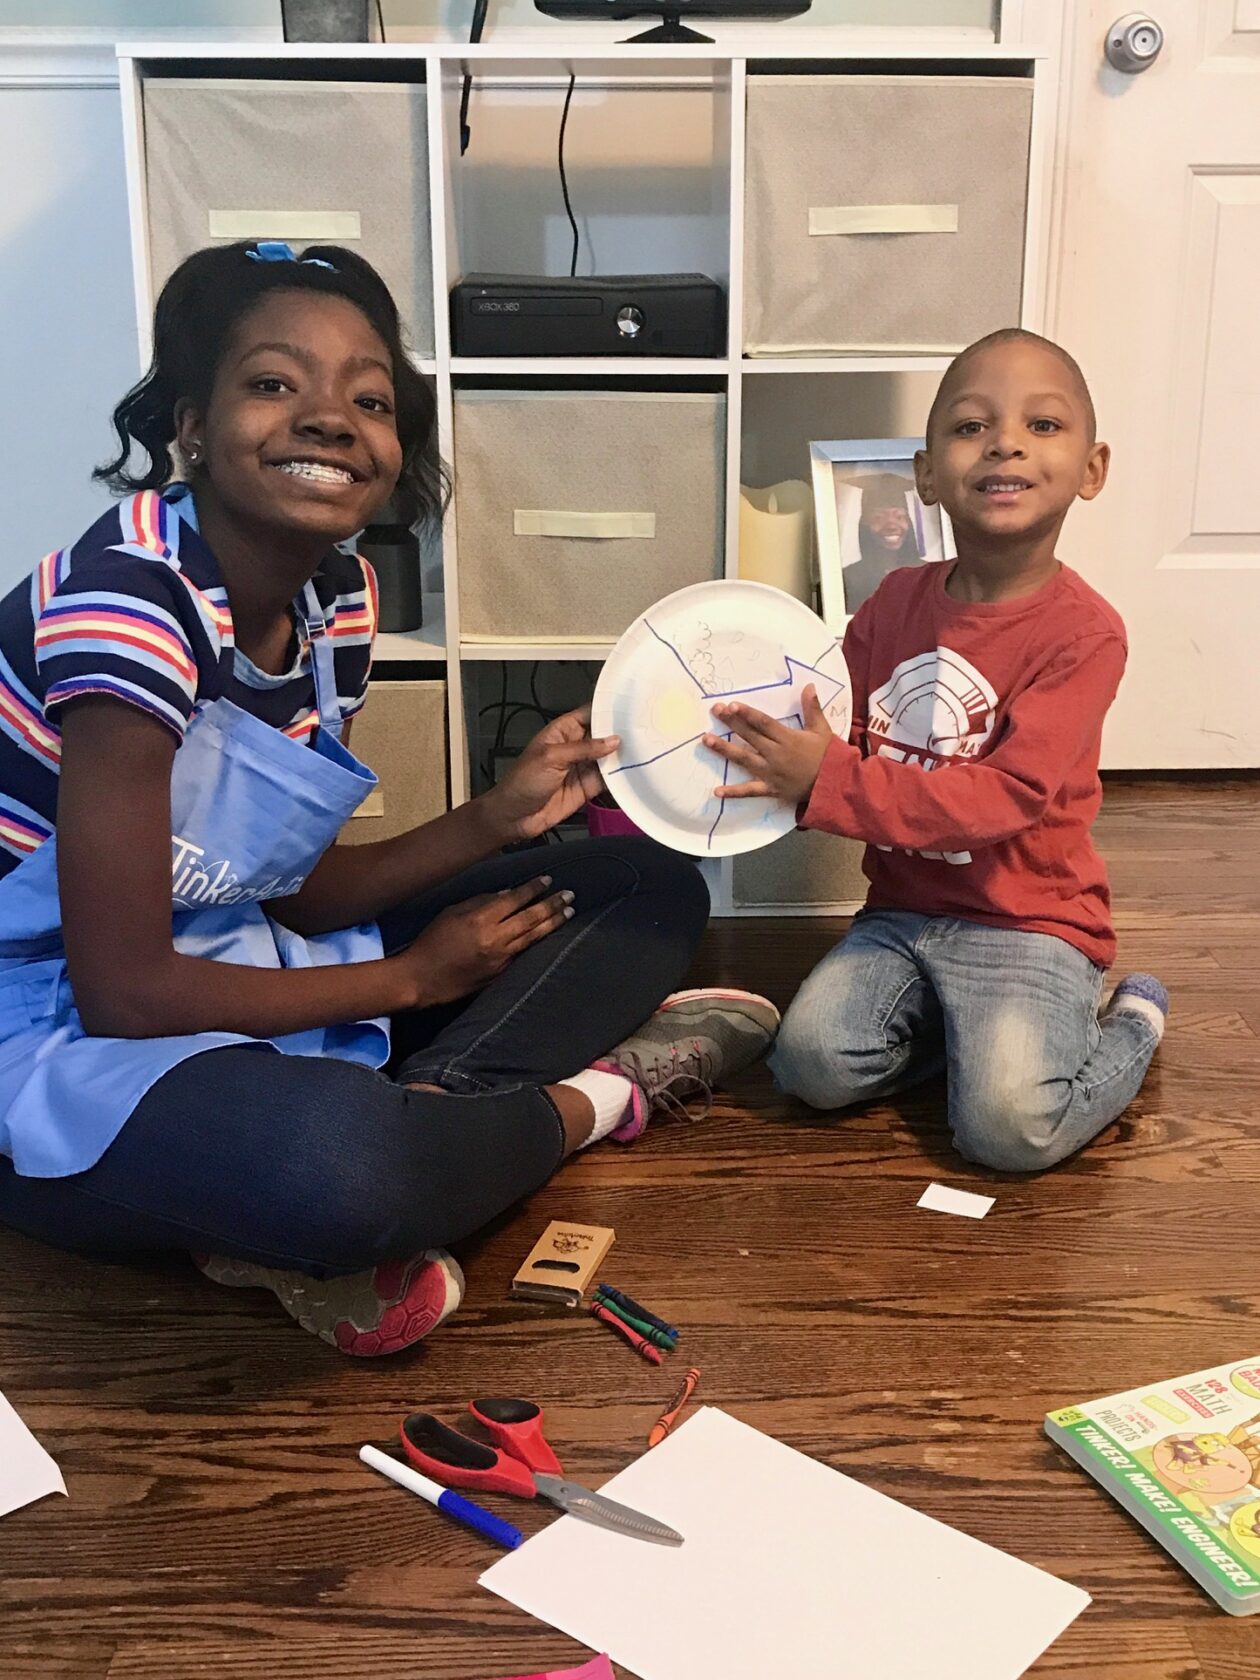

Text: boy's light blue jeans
xmin=769 ymin=910 xmax=1160 ymax=1173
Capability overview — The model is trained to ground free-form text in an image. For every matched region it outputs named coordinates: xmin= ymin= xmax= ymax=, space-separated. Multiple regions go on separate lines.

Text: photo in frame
xmin=810 ymin=439 xmax=955 ymax=626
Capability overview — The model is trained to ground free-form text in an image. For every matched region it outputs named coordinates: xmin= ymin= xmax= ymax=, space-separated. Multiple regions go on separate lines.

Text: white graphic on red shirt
xmin=866 ymin=647 xmax=998 ymax=865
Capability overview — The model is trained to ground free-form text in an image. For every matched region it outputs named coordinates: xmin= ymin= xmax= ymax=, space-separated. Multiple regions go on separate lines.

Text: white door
xmin=1044 ymin=1 xmax=1260 ymax=767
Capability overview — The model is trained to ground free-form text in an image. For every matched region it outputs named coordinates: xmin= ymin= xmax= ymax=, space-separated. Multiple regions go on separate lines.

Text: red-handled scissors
xmin=400 ymin=1397 xmax=683 ymax=1546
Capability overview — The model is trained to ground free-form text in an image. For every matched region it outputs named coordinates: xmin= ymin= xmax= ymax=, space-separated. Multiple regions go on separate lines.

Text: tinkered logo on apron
xmin=171 ymin=835 xmax=305 ymax=909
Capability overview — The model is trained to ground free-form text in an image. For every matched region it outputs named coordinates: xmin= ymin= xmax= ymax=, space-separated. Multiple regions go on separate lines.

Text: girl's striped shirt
xmin=0 ymin=489 xmax=378 ymax=879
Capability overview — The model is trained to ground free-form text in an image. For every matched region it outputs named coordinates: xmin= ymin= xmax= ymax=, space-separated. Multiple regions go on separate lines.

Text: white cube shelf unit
xmin=117 ymin=35 xmax=1049 ymax=916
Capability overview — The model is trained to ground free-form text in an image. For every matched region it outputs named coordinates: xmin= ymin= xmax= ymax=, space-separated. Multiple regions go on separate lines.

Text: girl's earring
xmin=187 ymin=441 xmax=202 ymax=464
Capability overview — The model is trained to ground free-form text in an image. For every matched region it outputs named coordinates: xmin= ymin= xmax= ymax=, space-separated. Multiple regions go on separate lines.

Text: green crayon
xmin=594 ymin=1293 xmax=676 ymax=1351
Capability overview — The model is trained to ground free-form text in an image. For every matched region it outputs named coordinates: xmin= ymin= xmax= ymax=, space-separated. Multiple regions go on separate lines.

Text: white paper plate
xmin=591 ymin=580 xmax=851 ymax=857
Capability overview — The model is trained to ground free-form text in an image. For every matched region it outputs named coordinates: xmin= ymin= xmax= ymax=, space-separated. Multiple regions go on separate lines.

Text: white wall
xmin=0 ymin=84 xmax=138 ymax=589
xmin=0 ymin=2 xmax=994 ymax=34
xmin=452 ymin=82 xmax=729 ymax=280
xmin=0 ymin=3 xmax=273 ymax=26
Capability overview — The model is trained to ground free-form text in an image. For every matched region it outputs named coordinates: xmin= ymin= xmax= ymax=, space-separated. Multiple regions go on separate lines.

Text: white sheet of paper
xmin=481 ymin=1408 xmax=1087 ymax=1680
xmin=0 ymin=1389 xmax=66 ymax=1518
xmin=918 ymin=1182 xmax=996 ymax=1219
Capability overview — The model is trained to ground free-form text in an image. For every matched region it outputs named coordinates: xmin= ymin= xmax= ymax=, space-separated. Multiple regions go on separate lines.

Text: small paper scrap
xmin=492 ymin=1657 xmax=614 ymax=1680
xmin=0 ymin=1389 xmax=66 ymax=1519
xmin=917 ymin=1182 xmax=995 ymax=1220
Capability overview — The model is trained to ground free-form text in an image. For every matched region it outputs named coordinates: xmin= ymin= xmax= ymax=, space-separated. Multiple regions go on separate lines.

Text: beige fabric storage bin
xmin=733 ymin=829 xmax=867 ymax=910
xmin=453 ymin=391 xmax=725 ymax=641
xmin=341 ymin=680 xmax=447 ymax=844
xmin=743 ymin=75 xmax=1033 ymax=356
xmin=143 ymin=78 xmax=434 ymax=355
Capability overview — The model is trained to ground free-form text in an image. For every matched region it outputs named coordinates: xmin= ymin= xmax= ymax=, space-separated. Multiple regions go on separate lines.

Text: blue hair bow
xmin=246 ymin=240 xmax=336 ymax=271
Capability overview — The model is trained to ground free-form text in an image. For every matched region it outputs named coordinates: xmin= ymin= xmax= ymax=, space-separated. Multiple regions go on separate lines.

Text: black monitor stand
xmin=624 ymin=13 xmax=714 ymax=41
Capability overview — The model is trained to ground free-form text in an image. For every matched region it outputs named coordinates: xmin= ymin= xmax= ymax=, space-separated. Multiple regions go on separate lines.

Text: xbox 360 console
xmin=451 ymin=272 xmax=726 ymax=357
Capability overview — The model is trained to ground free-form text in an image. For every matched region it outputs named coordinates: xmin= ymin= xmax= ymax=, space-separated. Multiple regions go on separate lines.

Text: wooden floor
xmin=3 ymin=778 xmax=1260 ymax=1680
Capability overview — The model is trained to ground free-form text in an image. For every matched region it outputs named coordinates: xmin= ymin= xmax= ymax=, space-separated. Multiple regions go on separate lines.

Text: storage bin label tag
xmin=808 ymin=204 xmax=959 ymax=237
xmin=513 ymin=510 xmax=657 ymax=540
xmin=208 ymin=210 xmax=363 ymax=241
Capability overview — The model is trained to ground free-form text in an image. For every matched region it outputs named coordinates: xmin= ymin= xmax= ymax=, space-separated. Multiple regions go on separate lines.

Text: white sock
xmin=1107 ymin=994 xmax=1167 ymax=1042
xmin=559 ymin=1067 xmax=635 ymax=1148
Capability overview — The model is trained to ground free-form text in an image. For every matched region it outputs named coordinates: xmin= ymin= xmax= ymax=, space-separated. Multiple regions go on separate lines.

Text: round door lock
xmin=1105 ymin=13 xmax=1164 ymax=74
xmin=616 ymin=305 xmax=644 ymax=339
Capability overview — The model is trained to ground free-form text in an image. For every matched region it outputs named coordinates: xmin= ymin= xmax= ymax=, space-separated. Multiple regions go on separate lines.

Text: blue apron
xmin=0 ymin=580 xmax=388 ymax=1179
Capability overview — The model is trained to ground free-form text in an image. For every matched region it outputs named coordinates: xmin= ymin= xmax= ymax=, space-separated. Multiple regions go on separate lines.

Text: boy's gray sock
xmin=1105 ymin=972 xmax=1169 ymax=1042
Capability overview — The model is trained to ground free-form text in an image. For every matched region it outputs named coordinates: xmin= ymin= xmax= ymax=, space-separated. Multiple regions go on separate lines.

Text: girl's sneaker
xmin=193 ymin=1249 xmax=464 ymax=1356
xmin=593 ymin=987 xmax=780 ymax=1141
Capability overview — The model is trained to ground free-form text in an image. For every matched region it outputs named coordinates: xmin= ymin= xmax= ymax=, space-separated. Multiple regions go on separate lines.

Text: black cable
xmin=558 ymin=71 xmax=580 ymax=277
xmin=499 ymin=702 xmax=554 ymax=735
xmin=460 ymin=0 xmax=491 ymax=156
xmin=481 ymin=698 xmax=554 ymax=735
xmin=491 ymin=659 xmax=511 ymax=751
xmin=481 ymin=700 xmax=553 ymax=728
xmin=459 ymin=78 xmax=473 ymax=157
xmin=478 ymin=661 xmax=572 ymax=794
xmin=374 ymin=0 xmax=385 ymax=40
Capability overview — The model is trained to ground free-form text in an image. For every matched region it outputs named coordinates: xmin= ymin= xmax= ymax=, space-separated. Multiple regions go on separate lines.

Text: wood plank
xmin=1027 ymin=1619 xmax=1203 ymax=1677
xmin=105 ymin=1633 xmax=601 ymax=1680
xmin=3 ymin=777 xmax=1260 ymax=1678
xmin=0 ymin=1647 xmax=114 ymax=1680
xmin=1191 ymin=1622 xmax=1260 ymax=1679
xmin=93 ymin=1620 xmax=1234 ymax=1680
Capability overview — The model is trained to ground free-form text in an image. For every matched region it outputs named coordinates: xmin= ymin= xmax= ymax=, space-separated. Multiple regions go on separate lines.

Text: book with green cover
xmin=1046 ymin=1355 xmax=1260 ymax=1614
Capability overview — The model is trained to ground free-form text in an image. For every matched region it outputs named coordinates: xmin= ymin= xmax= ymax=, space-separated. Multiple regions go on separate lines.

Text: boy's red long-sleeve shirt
xmin=801 ymin=560 xmax=1127 ymax=968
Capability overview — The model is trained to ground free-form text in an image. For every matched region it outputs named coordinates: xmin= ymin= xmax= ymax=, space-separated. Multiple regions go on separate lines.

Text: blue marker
xmin=359 ymin=1443 xmax=522 ymax=1550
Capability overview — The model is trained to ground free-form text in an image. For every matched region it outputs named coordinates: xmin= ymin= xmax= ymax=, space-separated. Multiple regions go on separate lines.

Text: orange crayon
xmin=648 ymin=1367 xmax=700 ymax=1448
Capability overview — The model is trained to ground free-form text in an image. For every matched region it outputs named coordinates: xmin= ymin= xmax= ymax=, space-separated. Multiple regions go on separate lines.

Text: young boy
xmin=705 ymin=329 xmax=1166 ymax=1173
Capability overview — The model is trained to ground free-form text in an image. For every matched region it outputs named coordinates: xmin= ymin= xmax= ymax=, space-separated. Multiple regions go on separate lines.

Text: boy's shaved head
xmin=927 ymin=329 xmax=1097 ymax=443
xmin=915 ymin=326 xmax=1110 ymax=555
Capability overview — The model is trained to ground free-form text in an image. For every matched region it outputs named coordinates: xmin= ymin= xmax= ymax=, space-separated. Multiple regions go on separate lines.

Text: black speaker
xmin=281 ymin=1 xmax=371 ymax=43
xmin=360 ymin=525 xmax=424 ymax=634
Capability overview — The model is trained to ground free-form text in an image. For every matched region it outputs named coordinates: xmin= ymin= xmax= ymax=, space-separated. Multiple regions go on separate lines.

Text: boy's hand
xmin=705 ymin=684 xmax=834 ymax=807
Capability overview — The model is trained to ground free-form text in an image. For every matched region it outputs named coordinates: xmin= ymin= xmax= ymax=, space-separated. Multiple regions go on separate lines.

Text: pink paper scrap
xmin=493 ymin=1656 xmax=615 ymax=1680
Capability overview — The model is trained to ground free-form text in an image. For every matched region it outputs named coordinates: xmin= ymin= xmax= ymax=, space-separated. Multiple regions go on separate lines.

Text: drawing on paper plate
xmin=591 ymin=580 xmax=852 ymax=858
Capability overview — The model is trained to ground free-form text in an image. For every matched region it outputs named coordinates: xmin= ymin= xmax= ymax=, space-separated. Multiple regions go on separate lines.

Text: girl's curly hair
xmin=95 ymin=241 xmax=445 ymax=528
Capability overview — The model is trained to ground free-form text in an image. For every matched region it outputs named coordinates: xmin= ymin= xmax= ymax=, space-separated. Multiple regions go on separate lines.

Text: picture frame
xmin=809 ymin=438 xmax=955 ymax=628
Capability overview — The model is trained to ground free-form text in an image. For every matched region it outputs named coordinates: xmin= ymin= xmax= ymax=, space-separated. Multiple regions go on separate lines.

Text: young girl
xmin=0 ymin=241 xmax=778 ymax=1354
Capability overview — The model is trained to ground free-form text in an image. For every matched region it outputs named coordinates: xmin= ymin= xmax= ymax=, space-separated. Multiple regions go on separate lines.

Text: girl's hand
xmin=706 ymin=684 xmax=834 ymax=808
xmin=396 ymin=877 xmax=574 ymax=1006
xmin=484 ymin=706 xmax=620 ymax=842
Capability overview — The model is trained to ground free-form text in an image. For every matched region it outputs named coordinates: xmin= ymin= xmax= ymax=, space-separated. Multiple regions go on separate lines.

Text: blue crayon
xmin=596 ymin=1284 xmax=679 ymax=1341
